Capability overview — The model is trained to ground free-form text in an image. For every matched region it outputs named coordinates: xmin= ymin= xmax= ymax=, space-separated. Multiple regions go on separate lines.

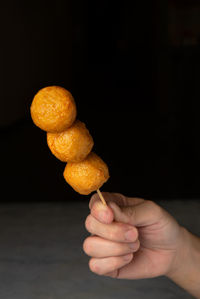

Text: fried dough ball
xmin=30 ymin=86 xmax=77 ymax=132
xmin=63 ymin=152 xmax=109 ymax=195
xmin=47 ymin=120 xmax=94 ymax=162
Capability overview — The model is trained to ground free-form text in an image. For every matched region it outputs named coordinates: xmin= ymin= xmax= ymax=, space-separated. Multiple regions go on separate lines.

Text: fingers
xmin=85 ymin=214 xmax=138 ymax=243
xmin=89 ymin=253 xmax=133 ymax=276
xmin=91 ymin=195 xmax=163 ymax=228
xmin=89 ymin=192 xmax=144 ymax=210
xmin=109 ymin=200 xmax=164 ymax=227
xmin=83 ymin=235 xmax=140 ymax=258
xmin=89 ymin=192 xmax=144 ymax=224
xmin=89 ymin=192 xmax=144 ymax=225
xmin=90 ymin=200 xmax=114 ymax=224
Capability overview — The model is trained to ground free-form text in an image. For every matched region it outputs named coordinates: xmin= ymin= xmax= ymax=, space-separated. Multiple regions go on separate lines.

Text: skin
xmin=83 ymin=192 xmax=200 ymax=298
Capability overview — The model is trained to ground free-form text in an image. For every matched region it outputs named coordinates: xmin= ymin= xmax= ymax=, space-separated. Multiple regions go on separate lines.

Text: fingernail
xmin=95 ymin=201 xmax=107 ymax=211
xmin=125 ymin=229 xmax=136 ymax=241
xmin=129 ymin=243 xmax=136 ymax=250
xmin=123 ymin=253 xmax=133 ymax=261
xmin=95 ymin=202 xmax=109 ymax=221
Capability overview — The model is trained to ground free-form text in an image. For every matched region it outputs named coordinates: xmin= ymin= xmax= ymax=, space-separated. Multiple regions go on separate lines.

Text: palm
xmin=118 ymin=211 xmax=182 ymax=279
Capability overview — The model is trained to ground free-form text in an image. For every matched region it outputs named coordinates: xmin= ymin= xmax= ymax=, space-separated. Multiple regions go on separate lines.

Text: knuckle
xmin=146 ymin=200 xmax=163 ymax=216
xmin=145 ymin=199 xmax=155 ymax=207
xmin=126 ymin=206 xmax=137 ymax=219
xmin=155 ymin=205 xmax=163 ymax=217
xmin=113 ymin=193 xmax=126 ymax=203
xmin=146 ymin=200 xmax=156 ymax=211
xmin=146 ymin=200 xmax=158 ymax=210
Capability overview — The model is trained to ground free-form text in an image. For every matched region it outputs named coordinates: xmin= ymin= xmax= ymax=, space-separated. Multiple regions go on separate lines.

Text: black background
xmin=1 ymin=1 xmax=200 ymax=202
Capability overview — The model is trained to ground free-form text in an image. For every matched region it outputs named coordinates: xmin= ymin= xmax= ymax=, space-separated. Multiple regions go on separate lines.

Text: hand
xmin=83 ymin=192 xmax=186 ymax=279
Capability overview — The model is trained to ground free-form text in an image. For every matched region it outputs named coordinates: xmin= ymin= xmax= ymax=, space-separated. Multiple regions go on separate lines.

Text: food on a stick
xmin=31 ymin=86 xmax=77 ymax=133
xmin=47 ymin=120 xmax=94 ymax=163
xmin=63 ymin=152 xmax=109 ymax=195
xmin=30 ymin=86 xmax=109 ymax=197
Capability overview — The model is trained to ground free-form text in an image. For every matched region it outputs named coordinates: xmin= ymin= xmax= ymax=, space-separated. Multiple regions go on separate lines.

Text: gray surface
xmin=0 ymin=199 xmax=199 ymax=299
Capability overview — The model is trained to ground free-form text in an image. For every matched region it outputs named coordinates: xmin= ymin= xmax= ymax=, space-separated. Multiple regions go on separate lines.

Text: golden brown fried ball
xmin=47 ymin=120 xmax=94 ymax=162
xmin=30 ymin=86 xmax=77 ymax=132
xmin=63 ymin=152 xmax=109 ymax=195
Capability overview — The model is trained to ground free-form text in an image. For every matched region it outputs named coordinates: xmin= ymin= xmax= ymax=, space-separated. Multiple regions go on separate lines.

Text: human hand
xmin=83 ymin=192 xmax=186 ymax=279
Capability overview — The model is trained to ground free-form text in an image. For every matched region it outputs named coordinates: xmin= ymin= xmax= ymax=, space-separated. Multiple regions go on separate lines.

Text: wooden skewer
xmin=97 ymin=189 xmax=107 ymax=206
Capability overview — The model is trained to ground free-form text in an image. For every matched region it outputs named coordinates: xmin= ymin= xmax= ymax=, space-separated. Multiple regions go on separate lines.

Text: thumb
xmin=89 ymin=192 xmax=127 ymax=224
xmin=108 ymin=200 xmax=162 ymax=227
xmin=91 ymin=201 xmax=114 ymax=224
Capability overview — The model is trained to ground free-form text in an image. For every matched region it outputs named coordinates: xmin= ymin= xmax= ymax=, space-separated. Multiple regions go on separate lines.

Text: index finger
xmin=89 ymin=192 xmax=144 ymax=224
xmin=89 ymin=192 xmax=144 ymax=210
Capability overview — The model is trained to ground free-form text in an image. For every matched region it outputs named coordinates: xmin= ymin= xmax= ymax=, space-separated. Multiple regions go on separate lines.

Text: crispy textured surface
xmin=30 ymin=86 xmax=77 ymax=132
xmin=63 ymin=152 xmax=109 ymax=195
xmin=47 ymin=120 xmax=94 ymax=162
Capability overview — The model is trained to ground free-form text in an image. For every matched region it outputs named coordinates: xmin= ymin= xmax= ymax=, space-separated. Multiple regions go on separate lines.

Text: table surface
xmin=0 ymin=199 xmax=199 ymax=299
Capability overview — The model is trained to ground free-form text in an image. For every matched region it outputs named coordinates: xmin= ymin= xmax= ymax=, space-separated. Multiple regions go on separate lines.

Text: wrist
xmin=166 ymin=226 xmax=191 ymax=279
xmin=166 ymin=227 xmax=200 ymax=298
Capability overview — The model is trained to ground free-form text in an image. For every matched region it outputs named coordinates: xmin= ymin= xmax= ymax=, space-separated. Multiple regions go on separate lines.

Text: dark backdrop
xmin=1 ymin=0 xmax=200 ymax=202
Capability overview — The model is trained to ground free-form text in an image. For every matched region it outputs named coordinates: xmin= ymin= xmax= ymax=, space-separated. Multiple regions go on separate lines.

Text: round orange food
xmin=47 ymin=120 xmax=94 ymax=162
xmin=63 ymin=152 xmax=109 ymax=195
xmin=30 ymin=86 xmax=77 ymax=132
